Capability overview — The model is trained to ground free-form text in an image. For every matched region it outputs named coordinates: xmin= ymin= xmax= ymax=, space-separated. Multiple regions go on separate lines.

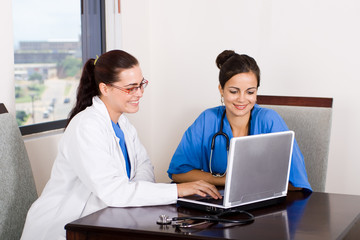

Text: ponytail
xmin=66 ymin=50 xmax=139 ymax=128
xmin=67 ymin=58 xmax=98 ymax=126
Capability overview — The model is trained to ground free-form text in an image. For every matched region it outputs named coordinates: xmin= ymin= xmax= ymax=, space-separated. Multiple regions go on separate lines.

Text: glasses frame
xmin=109 ymin=79 xmax=148 ymax=95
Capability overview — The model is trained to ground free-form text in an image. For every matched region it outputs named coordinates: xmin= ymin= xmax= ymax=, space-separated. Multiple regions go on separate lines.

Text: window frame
xmin=18 ymin=0 xmax=106 ymax=136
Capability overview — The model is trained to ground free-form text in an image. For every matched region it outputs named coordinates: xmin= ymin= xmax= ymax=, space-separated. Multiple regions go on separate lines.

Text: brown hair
xmin=216 ymin=50 xmax=260 ymax=88
xmin=67 ymin=50 xmax=138 ymax=125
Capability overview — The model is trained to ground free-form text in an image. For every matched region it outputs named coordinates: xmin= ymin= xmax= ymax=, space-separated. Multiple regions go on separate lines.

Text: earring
xmin=221 ymin=96 xmax=224 ymax=105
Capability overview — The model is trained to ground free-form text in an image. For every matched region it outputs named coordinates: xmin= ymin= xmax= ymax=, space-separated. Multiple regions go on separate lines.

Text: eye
xmin=247 ymin=91 xmax=255 ymax=95
xmin=229 ymin=89 xmax=238 ymax=94
xmin=127 ymin=87 xmax=137 ymax=93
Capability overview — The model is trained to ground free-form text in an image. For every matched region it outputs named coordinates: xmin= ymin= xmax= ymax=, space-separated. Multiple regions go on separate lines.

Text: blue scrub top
xmin=167 ymin=104 xmax=312 ymax=191
xmin=112 ymin=121 xmax=131 ymax=179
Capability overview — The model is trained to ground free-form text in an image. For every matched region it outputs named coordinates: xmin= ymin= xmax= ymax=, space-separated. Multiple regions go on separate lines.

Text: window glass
xmin=13 ymin=0 xmax=81 ymax=126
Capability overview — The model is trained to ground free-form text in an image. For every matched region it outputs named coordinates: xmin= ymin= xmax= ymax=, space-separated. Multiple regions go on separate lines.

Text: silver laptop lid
xmin=223 ymin=131 xmax=294 ymax=207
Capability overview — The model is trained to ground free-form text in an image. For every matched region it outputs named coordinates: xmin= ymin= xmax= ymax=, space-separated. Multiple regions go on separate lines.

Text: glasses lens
xmin=126 ymin=80 xmax=148 ymax=94
xmin=128 ymin=87 xmax=137 ymax=94
xmin=141 ymin=79 xmax=148 ymax=89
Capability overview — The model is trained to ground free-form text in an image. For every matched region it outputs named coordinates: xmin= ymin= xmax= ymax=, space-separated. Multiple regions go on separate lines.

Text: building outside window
xmin=13 ymin=0 xmax=104 ymax=133
xmin=13 ymin=0 xmax=81 ymax=127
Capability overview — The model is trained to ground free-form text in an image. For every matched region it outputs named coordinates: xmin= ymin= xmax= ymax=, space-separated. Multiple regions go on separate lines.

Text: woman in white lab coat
xmin=21 ymin=50 xmax=221 ymax=240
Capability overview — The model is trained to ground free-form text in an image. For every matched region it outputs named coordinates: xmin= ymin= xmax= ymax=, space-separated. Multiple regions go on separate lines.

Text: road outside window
xmin=13 ymin=0 xmax=81 ymax=126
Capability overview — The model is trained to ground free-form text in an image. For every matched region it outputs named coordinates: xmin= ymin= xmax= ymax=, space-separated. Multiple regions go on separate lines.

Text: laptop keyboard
xmin=198 ymin=197 xmax=224 ymax=205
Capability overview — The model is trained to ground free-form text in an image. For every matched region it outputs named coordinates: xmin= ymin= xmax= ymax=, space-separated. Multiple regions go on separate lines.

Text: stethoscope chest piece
xmin=156 ymin=215 xmax=172 ymax=225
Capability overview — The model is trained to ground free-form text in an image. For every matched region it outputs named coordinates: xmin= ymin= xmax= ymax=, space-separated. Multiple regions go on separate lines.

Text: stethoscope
xmin=156 ymin=210 xmax=255 ymax=228
xmin=209 ymin=109 xmax=252 ymax=177
xmin=209 ymin=110 xmax=229 ymax=177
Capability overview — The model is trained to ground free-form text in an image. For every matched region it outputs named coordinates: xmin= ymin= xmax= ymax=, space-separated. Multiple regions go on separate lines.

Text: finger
xmin=199 ymin=180 xmax=222 ymax=198
xmin=206 ymin=187 xmax=221 ymax=199
xmin=195 ymin=182 xmax=222 ymax=199
xmin=195 ymin=190 xmax=207 ymax=197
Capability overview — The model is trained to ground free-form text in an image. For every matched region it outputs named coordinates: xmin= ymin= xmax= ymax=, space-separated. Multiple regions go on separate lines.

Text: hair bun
xmin=216 ymin=50 xmax=236 ymax=69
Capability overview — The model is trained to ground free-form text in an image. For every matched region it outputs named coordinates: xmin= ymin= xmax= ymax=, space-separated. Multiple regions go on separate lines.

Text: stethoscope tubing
xmin=210 ymin=110 xmax=230 ymax=151
xmin=172 ymin=210 xmax=255 ymax=225
xmin=209 ymin=110 xmax=230 ymax=176
xmin=209 ymin=108 xmax=252 ymax=176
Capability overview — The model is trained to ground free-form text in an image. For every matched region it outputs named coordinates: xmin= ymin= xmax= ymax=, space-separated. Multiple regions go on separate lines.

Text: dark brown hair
xmin=216 ymin=50 xmax=260 ymax=88
xmin=67 ymin=50 xmax=138 ymax=126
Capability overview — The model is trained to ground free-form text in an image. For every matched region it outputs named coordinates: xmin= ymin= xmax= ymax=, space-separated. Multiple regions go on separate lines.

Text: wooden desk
xmin=66 ymin=192 xmax=360 ymax=240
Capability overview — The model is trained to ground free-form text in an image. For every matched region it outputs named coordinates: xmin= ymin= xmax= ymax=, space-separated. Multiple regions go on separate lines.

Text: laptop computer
xmin=177 ymin=131 xmax=294 ymax=213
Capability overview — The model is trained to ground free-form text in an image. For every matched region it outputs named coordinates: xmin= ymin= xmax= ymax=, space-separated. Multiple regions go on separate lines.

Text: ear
xmin=99 ymin=83 xmax=109 ymax=96
xmin=218 ymin=84 xmax=224 ymax=96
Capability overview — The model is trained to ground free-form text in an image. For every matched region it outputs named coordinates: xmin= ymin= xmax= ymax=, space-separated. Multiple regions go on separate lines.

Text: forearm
xmin=288 ymin=182 xmax=303 ymax=191
xmin=172 ymin=170 xmax=226 ymax=186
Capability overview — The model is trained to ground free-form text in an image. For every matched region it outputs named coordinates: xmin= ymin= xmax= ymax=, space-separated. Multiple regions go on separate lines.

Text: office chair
xmin=0 ymin=103 xmax=38 ymax=240
xmin=257 ymin=95 xmax=333 ymax=192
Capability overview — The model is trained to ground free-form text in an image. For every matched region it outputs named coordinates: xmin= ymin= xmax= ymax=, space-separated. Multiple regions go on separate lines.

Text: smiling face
xmin=219 ymin=71 xmax=258 ymax=120
xmin=100 ymin=65 xmax=144 ymax=122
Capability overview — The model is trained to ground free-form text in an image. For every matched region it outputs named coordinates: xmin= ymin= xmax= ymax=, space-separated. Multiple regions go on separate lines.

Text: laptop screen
xmin=224 ymin=131 xmax=294 ymax=207
xmin=178 ymin=131 xmax=294 ymax=213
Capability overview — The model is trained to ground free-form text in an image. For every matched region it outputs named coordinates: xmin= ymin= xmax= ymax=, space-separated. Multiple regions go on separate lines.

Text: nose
xmin=237 ymin=92 xmax=246 ymax=102
xmin=134 ymin=87 xmax=143 ymax=97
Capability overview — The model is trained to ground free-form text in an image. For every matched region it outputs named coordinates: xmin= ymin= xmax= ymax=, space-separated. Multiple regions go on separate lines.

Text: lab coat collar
xmin=92 ymin=96 xmax=112 ymax=120
xmin=92 ymin=96 xmax=134 ymax=179
xmin=91 ymin=96 xmax=125 ymax=135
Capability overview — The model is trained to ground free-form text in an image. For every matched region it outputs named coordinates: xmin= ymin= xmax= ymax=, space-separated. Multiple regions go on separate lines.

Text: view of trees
xmin=16 ymin=110 xmax=29 ymax=126
xmin=58 ymin=56 xmax=82 ymax=78
xmin=29 ymin=72 xmax=43 ymax=81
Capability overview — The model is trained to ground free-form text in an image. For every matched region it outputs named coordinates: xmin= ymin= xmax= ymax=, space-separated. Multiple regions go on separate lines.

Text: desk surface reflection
xmin=66 ymin=192 xmax=360 ymax=240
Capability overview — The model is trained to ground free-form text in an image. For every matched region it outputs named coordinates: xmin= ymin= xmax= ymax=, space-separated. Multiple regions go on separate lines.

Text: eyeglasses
xmin=109 ymin=79 xmax=148 ymax=95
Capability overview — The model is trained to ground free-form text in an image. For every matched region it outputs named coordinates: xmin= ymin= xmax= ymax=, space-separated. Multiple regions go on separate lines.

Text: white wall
xmin=0 ymin=1 xmax=15 ymax=114
xmin=121 ymin=0 xmax=360 ymax=195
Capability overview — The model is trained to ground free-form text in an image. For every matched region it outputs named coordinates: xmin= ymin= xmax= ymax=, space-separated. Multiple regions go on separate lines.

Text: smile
xmin=234 ymin=104 xmax=247 ymax=110
xmin=129 ymin=100 xmax=139 ymax=105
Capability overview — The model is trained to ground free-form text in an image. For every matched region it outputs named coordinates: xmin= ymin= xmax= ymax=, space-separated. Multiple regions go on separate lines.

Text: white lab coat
xmin=21 ymin=96 xmax=177 ymax=240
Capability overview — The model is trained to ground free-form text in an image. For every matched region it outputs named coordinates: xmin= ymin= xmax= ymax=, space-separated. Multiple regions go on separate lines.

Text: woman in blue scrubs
xmin=167 ymin=50 xmax=312 ymax=192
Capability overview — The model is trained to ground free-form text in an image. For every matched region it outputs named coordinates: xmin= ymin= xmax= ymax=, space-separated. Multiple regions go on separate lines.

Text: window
xmin=12 ymin=0 xmax=105 ymax=135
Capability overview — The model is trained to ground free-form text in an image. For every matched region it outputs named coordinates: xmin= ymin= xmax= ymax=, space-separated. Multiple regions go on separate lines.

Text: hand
xmin=176 ymin=180 xmax=222 ymax=199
